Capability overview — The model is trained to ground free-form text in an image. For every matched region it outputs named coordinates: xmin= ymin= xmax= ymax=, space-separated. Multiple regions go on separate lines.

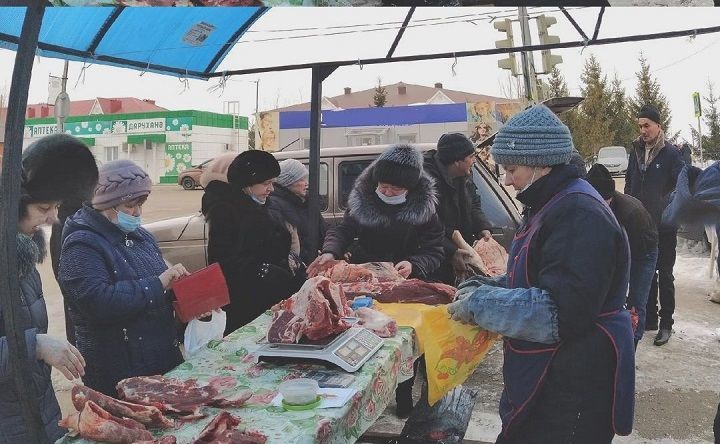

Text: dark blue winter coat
xmin=624 ymin=139 xmax=684 ymax=231
xmin=59 ymin=205 xmax=183 ymax=396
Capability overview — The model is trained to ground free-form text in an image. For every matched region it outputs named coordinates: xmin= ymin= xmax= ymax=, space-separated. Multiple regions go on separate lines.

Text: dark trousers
xmin=714 ymin=401 xmax=720 ymax=444
xmin=646 ymin=230 xmax=677 ymax=329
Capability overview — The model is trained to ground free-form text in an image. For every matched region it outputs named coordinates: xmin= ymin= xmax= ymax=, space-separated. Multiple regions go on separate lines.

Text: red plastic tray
xmin=171 ymin=263 xmax=230 ymax=323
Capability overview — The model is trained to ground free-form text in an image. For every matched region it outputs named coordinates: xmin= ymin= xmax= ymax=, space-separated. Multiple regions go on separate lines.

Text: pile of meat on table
xmin=59 ymin=377 xmax=264 ymax=444
xmin=267 ymin=260 xmax=461 ymax=344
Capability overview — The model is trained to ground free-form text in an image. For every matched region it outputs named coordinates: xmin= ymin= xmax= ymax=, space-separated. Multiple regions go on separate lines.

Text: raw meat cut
xmin=314 ymin=260 xmax=404 ymax=283
xmin=472 ymin=237 xmax=508 ymax=277
xmin=116 ymin=375 xmax=252 ymax=416
xmin=354 ymin=307 xmax=397 ymax=337
xmin=342 ymin=279 xmax=456 ymax=305
xmin=373 ymin=280 xmax=456 ymax=305
xmin=452 ymin=230 xmax=490 ymax=276
xmin=71 ymin=384 xmax=174 ymax=428
xmin=192 ymin=411 xmax=268 ymax=444
xmin=59 ymin=400 xmax=152 ymax=443
xmin=268 ymin=276 xmax=352 ymax=343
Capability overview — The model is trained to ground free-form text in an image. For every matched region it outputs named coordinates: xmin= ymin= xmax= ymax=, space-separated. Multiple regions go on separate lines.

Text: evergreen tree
xmin=249 ymin=122 xmax=256 ymax=149
xmin=629 ymin=53 xmax=672 ymax=133
xmin=373 ymin=77 xmax=387 ymax=108
xmin=608 ymin=74 xmax=636 ymax=150
xmin=702 ymin=80 xmax=720 ymax=160
xmin=547 ymin=66 xmax=569 ymax=97
xmin=574 ymin=55 xmax=614 ymax=159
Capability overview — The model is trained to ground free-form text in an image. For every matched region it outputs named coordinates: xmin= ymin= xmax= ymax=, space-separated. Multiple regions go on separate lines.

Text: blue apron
xmin=499 ymin=179 xmax=635 ymax=438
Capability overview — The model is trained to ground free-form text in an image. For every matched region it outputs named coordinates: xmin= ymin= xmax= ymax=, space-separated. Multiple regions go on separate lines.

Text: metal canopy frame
xmin=3 ymin=7 xmax=720 ymax=443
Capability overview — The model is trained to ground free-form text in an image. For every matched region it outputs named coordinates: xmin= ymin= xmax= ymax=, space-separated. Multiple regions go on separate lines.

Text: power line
xmin=618 ymin=36 xmax=720 ymax=82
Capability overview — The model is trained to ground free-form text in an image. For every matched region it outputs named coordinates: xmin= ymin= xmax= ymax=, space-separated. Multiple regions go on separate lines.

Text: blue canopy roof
xmin=0 ymin=7 xmax=266 ymax=79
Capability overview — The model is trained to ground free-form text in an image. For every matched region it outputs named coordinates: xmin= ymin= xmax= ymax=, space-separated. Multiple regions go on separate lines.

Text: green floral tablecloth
xmin=60 ymin=312 xmax=419 ymax=444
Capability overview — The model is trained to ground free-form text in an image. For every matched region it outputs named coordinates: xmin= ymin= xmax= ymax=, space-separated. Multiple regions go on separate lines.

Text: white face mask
xmin=250 ymin=194 xmax=266 ymax=205
xmin=376 ymin=188 xmax=407 ymax=205
xmin=519 ymin=167 xmax=538 ymax=194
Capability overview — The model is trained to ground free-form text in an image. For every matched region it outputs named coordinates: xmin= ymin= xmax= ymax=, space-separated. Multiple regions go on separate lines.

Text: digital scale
xmin=256 ymin=327 xmax=384 ymax=372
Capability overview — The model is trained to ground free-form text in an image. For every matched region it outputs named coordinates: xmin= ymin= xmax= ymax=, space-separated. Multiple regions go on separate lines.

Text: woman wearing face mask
xmin=58 ymin=160 xmax=187 ymax=396
xmin=201 ymin=150 xmax=302 ymax=335
xmin=447 ymin=105 xmax=635 ymax=443
xmin=1 ymin=134 xmax=95 ymax=443
xmin=308 ymin=144 xmax=444 ymax=282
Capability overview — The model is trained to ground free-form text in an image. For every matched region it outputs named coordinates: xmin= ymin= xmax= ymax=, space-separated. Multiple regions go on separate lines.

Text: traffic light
xmin=494 ymin=19 xmax=518 ymax=77
xmin=536 ymin=14 xmax=563 ymax=73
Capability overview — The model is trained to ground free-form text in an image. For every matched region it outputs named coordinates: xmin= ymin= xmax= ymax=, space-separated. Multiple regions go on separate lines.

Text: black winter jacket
xmin=202 ymin=181 xmax=302 ymax=335
xmin=0 ymin=232 xmax=63 ymax=443
xmin=423 ymin=150 xmax=490 ymax=283
xmin=624 ymin=139 xmax=684 ymax=231
xmin=322 ymin=161 xmax=444 ymax=280
xmin=267 ymin=184 xmax=327 ymax=265
xmin=59 ymin=206 xmax=183 ymax=396
xmin=610 ymin=191 xmax=658 ymax=258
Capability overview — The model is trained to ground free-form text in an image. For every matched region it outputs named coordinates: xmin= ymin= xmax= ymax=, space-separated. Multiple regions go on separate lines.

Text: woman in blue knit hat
xmin=447 ymin=105 xmax=635 ymax=443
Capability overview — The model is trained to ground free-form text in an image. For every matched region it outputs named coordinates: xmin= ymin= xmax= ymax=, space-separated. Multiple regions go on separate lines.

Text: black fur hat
xmin=227 ymin=149 xmax=280 ymax=187
xmin=21 ymin=134 xmax=98 ymax=204
xmin=372 ymin=144 xmax=423 ymax=190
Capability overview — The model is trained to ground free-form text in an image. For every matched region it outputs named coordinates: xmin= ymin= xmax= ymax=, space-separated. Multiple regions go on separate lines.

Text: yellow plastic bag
xmin=375 ymin=303 xmax=498 ymax=406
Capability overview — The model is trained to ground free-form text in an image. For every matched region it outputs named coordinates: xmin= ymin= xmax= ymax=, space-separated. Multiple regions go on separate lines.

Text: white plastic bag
xmin=183 ymin=309 xmax=226 ymax=358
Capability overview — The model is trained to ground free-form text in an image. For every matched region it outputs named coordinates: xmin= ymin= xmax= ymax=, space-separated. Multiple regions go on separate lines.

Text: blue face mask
xmin=114 ymin=209 xmax=142 ymax=233
xmin=376 ymin=188 xmax=407 ymax=205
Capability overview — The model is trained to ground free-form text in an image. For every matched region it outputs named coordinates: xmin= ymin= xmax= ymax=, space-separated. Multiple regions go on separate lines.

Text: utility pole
xmin=518 ymin=7 xmax=538 ymax=104
xmin=693 ymin=91 xmax=703 ymax=166
xmin=54 ymin=60 xmax=70 ymax=133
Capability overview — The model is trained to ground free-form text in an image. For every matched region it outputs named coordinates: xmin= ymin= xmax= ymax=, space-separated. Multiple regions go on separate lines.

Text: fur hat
xmin=21 ymin=134 xmax=98 ymax=204
xmin=491 ymin=104 xmax=574 ymax=167
xmin=92 ymin=160 xmax=152 ymax=210
xmin=372 ymin=144 xmax=423 ymax=190
xmin=638 ymin=104 xmax=661 ymax=126
xmin=227 ymin=150 xmax=280 ymax=187
xmin=586 ymin=164 xmax=615 ymax=200
xmin=437 ymin=133 xmax=476 ymax=165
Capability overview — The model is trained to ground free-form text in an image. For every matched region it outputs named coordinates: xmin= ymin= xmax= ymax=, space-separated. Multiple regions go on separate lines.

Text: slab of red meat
xmin=340 ymin=281 xmax=399 ymax=299
xmin=59 ymin=400 xmax=152 ymax=443
xmin=116 ymin=375 xmax=252 ymax=416
xmin=354 ymin=307 xmax=397 ymax=337
xmin=133 ymin=437 xmax=177 ymax=444
xmin=192 ymin=411 xmax=267 ymax=444
xmin=473 ymin=238 xmax=508 ymax=277
xmin=71 ymin=384 xmax=174 ymax=428
xmin=316 ymin=260 xmax=404 ymax=283
xmin=268 ymin=276 xmax=352 ymax=343
xmin=373 ymin=279 xmax=456 ymax=305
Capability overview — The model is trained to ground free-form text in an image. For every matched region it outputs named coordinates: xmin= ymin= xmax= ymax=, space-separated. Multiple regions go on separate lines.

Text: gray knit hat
xmin=491 ymin=104 xmax=574 ymax=167
xmin=275 ymin=159 xmax=308 ymax=188
xmin=372 ymin=144 xmax=423 ymax=189
xmin=92 ymin=160 xmax=152 ymax=210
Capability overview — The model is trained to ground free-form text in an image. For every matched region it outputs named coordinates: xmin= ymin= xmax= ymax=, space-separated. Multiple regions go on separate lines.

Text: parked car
xmin=145 ymin=144 xmax=522 ymax=272
xmin=596 ymin=146 xmax=629 ymax=176
xmin=178 ymin=158 xmax=213 ymax=190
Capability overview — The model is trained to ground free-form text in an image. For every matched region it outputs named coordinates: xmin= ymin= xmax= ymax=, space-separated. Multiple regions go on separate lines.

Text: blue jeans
xmin=628 ymin=247 xmax=658 ymax=342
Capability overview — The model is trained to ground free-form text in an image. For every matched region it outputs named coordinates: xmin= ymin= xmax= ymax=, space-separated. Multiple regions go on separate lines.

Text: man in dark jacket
xmin=268 ymin=159 xmax=327 ymax=267
xmin=588 ymin=164 xmax=658 ymax=349
xmin=624 ymin=104 xmax=684 ymax=345
xmin=448 ymin=104 xmax=634 ymax=442
xmin=679 ymin=143 xmax=693 ymax=166
xmin=423 ymin=133 xmax=493 ymax=284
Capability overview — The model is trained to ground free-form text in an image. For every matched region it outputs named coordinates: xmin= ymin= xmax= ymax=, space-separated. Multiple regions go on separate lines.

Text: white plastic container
xmin=279 ymin=378 xmax=319 ymax=405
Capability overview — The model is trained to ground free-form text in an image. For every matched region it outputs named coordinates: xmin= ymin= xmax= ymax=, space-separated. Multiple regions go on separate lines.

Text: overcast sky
xmin=2 ymin=6 xmax=719 ymax=141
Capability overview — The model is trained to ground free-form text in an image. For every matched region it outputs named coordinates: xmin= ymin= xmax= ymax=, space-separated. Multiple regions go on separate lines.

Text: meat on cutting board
xmin=134 ymin=437 xmax=178 ymax=444
xmin=116 ymin=375 xmax=252 ymax=417
xmin=315 ymin=260 xmax=404 ymax=283
xmin=71 ymin=384 xmax=174 ymax=428
xmin=354 ymin=307 xmax=397 ymax=337
xmin=59 ymin=400 xmax=152 ymax=443
xmin=473 ymin=237 xmax=508 ymax=277
xmin=193 ymin=411 xmax=268 ymax=444
xmin=268 ymin=276 xmax=352 ymax=343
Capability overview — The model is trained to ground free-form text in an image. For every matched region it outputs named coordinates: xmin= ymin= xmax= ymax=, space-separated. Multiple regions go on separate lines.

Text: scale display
xmin=256 ymin=327 xmax=384 ymax=372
